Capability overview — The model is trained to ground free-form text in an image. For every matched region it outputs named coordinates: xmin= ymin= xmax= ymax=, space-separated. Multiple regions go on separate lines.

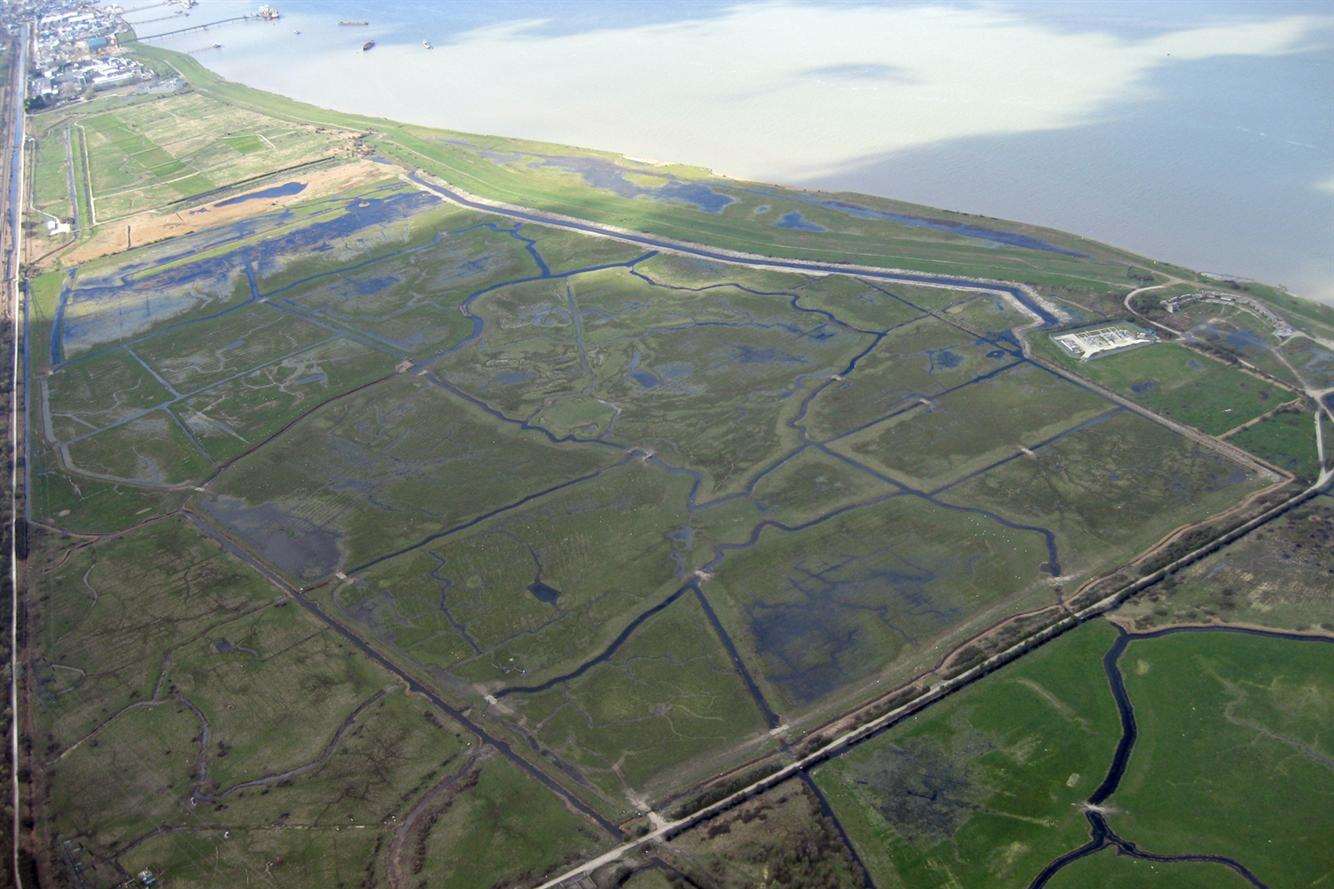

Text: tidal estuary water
xmin=137 ymin=0 xmax=1334 ymax=302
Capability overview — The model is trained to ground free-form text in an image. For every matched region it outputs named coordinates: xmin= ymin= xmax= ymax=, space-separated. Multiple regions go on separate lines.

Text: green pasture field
xmin=29 ymin=120 xmax=71 ymax=219
xmin=73 ymin=88 xmax=339 ymax=221
xmin=787 ymin=274 xmax=926 ymax=332
xmin=526 ymin=223 xmax=647 ymax=273
xmin=24 ymin=271 xmax=186 ymax=530
xmin=945 ymin=410 xmax=1265 ymax=578
xmin=508 ymin=591 xmax=772 ymax=811
xmin=70 ymin=119 xmax=93 ymax=232
xmin=835 ymin=361 xmax=1110 ymax=489
xmin=203 ymin=374 xmax=617 ymax=581
xmin=1108 ymin=630 xmax=1333 ymax=887
xmin=707 ymin=492 xmax=1057 ymax=714
xmin=326 ymin=461 xmax=694 ymax=690
xmin=1227 ymin=407 xmax=1323 ymax=479
xmin=118 ymin=686 xmax=472 ymax=889
xmin=122 ymin=830 xmax=384 ymax=889
xmin=46 ymin=698 xmax=204 ymax=852
xmin=1114 ymin=495 xmax=1334 ymax=633
xmin=745 ymin=446 xmax=888 ymax=520
xmin=632 ymin=250 xmax=816 ymax=296
xmin=273 ymin=213 xmax=538 ymax=354
xmin=186 ymin=686 xmax=470 ymax=831
xmin=27 ymin=445 xmax=180 ymax=532
xmin=1039 ymin=338 xmax=1285 ymax=436
xmin=167 ymin=602 xmax=389 ymax=790
xmin=690 ymin=445 xmax=894 ymax=550
xmin=410 ymin=755 xmax=604 ymax=889
xmin=813 ymin=619 xmax=1121 ymax=889
xmin=30 ymin=514 xmax=538 ymax=888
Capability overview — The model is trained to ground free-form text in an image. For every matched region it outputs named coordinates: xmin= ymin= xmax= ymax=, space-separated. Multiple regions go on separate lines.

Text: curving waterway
xmin=406 ymin=173 xmax=1062 ymax=327
xmin=1029 ymin=624 xmax=1334 ymax=889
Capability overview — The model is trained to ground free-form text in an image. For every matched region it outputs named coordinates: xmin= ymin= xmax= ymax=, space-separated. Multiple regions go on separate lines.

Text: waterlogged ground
xmin=28 ymin=177 xmax=1281 ymax=887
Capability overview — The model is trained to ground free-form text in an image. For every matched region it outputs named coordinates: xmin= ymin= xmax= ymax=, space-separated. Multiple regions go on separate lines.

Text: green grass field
xmin=326 ymin=462 xmax=695 ymax=695
xmin=665 ymin=778 xmax=867 ymax=887
xmin=30 ymin=518 xmax=277 ymax=759
xmin=707 ymin=493 xmax=1057 ymax=714
xmin=1039 ymin=338 xmax=1286 ymax=436
xmin=408 ymin=755 xmax=604 ymax=889
xmin=815 ymin=620 xmax=1332 ymax=889
xmin=803 ymin=315 xmax=1005 ymax=441
xmin=813 ymin=620 xmax=1122 ymax=888
xmin=29 ymin=121 xmax=72 ymax=220
xmin=1226 ymin=406 xmax=1324 ymax=479
xmin=205 ymin=374 xmax=618 ymax=580
xmin=1106 ymin=630 xmax=1332 ymax=887
xmin=70 ymin=89 xmax=340 ymax=221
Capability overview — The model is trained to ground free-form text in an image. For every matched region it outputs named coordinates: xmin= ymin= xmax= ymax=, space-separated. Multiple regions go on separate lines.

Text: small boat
xmin=362 ymin=40 xmax=375 ymax=51
xmin=339 ymin=20 xmax=368 ymax=26
xmin=422 ymin=40 xmax=432 ymax=49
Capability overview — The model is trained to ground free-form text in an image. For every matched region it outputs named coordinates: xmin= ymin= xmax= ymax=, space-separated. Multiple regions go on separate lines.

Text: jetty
xmin=134 ymin=15 xmax=254 ymax=40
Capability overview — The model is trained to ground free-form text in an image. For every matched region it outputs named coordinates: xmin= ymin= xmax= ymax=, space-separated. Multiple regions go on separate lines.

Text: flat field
xmin=814 ymin=620 xmax=1333 ymax=889
xmin=1106 ymin=630 xmax=1333 ymax=887
xmin=1113 ymin=494 xmax=1334 ymax=632
xmin=943 ymin=410 xmax=1266 ymax=578
xmin=25 ymin=92 xmax=1298 ymax=887
xmin=1225 ymin=406 xmax=1324 ymax=480
xmin=72 ymin=88 xmax=341 ymax=221
xmin=1038 ymin=338 xmax=1285 ymax=436
xmin=833 ymin=361 xmax=1110 ymax=490
xmin=813 ymin=620 xmax=1122 ymax=888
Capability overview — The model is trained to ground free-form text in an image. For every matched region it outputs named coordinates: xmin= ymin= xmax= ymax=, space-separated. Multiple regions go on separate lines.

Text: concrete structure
xmin=1052 ymin=325 xmax=1156 ymax=361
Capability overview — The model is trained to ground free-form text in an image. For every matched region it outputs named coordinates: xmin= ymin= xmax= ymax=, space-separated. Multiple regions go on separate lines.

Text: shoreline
xmin=137 ymin=3 xmax=1334 ymax=305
